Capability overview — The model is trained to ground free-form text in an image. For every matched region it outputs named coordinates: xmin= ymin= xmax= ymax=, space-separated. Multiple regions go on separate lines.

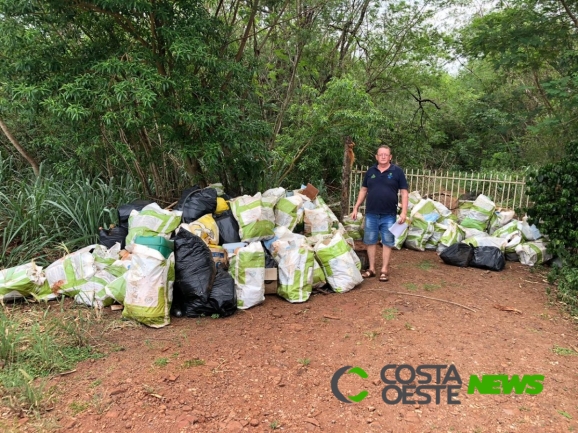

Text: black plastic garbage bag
xmin=118 ymin=199 xmax=154 ymax=229
xmin=174 ymin=185 xmax=201 ymax=211
xmin=181 ymin=188 xmax=218 ymax=224
xmin=209 ymin=268 xmax=237 ymax=317
xmin=470 ymin=246 xmax=505 ymax=271
xmin=215 ymin=210 xmax=241 ymax=245
xmin=171 ymin=230 xmax=216 ymax=317
xmin=439 ymin=243 xmax=474 ymax=267
xmin=262 ymin=241 xmax=278 ymax=269
xmin=505 ymin=252 xmax=519 ymax=262
xmin=99 ymin=226 xmax=129 ymax=249
xmin=172 ymin=268 xmax=237 ymax=318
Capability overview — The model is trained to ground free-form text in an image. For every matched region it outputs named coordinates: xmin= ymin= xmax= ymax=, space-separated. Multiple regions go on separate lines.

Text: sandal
xmin=379 ymin=272 xmax=389 ymax=282
xmin=361 ymin=270 xmax=376 ymax=279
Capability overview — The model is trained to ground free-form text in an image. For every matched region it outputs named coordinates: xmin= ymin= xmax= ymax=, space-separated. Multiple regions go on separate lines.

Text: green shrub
xmin=526 ymin=142 xmax=578 ymax=306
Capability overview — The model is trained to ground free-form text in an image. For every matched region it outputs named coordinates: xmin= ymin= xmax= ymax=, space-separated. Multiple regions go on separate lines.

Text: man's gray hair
xmin=376 ymin=145 xmax=391 ymax=154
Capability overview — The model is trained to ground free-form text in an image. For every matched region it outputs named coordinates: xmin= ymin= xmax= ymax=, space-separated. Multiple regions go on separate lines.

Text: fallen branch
xmin=365 ymin=290 xmax=477 ymax=312
xmin=323 ymin=315 xmax=340 ymax=320
xmin=164 ymin=200 xmax=178 ymax=210
xmin=493 ymin=304 xmax=522 ymax=315
xmin=522 ymin=279 xmax=549 ymax=285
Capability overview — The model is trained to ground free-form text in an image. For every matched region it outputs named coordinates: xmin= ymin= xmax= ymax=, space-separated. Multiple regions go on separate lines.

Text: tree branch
xmin=558 ymin=0 xmax=578 ymax=29
xmin=277 ymin=137 xmax=314 ymax=185
xmin=0 ymin=119 xmax=40 ymax=176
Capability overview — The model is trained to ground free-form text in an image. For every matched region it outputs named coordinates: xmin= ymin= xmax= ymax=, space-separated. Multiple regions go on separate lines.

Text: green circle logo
xmin=330 ymin=366 xmax=369 ymax=403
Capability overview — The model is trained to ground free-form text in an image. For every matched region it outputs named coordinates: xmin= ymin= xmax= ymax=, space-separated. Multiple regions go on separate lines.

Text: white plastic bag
xmin=126 ymin=203 xmax=182 ymax=244
xmin=314 ymin=233 xmax=363 ymax=293
xmin=230 ymin=193 xmax=275 ymax=242
xmin=275 ymin=195 xmax=304 ymax=231
xmin=122 ymin=245 xmax=175 ymax=328
xmin=45 ymin=245 xmax=97 ymax=298
xmin=276 ymin=244 xmax=314 ymax=303
xmin=229 ymin=242 xmax=265 ymax=309
xmin=461 ymin=194 xmax=495 ymax=231
xmin=404 ymin=214 xmax=434 ymax=252
xmin=515 ymin=241 xmax=552 ymax=266
xmin=0 ymin=262 xmax=52 ymax=302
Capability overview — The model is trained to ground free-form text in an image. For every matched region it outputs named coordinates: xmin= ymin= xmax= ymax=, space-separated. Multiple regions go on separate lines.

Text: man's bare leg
xmin=366 ymin=244 xmax=377 ymax=274
xmin=381 ymin=245 xmax=392 ymax=275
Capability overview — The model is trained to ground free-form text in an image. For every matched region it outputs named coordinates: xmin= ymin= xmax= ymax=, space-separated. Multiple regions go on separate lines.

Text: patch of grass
xmin=553 ymin=345 xmax=578 ymax=356
xmin=404 ymin=283 xmax=419 ymax=291
xmin=417 ymin=260 xmax=435 ymax=271
xmin=211 ymin=314 xmax=220 ymax=319
xmin=297 ymin=358 xmax=311 ymax=366
xmin=423 ymin=283 xmax=441 ymax=292
xmin=270 ymin=420 xmax=280 ymax=430
xmin=363 ymin=330 xmax=380 ymax=340
xmin=144 ymin=339 xmax=153 ymax=349
xmin=89 ymin=379 xmax=102 ymax=388
xmin=0 ymin=305 xmax=102 ymax=414
xmin=182 ymin=358 xmax=205 ymax=368
xmin=405 ymin=322 xmax=415 ymax=331
xmin=91 ymin=391 xmax=111 ymax=415
xmin=153 ymin=357 xmax=169 ymax=367
xmin=109 ymin=344 xmax=125 ymax=353
xmin=69 ymin=401 xmax=89 ymax=415
xmin=558 ymin=410 xmax=572 ymax=419
xmin=381 ymin=308 xmax=398 ymax=320
xmin=519 ymin=406 xmax=530 ymax=411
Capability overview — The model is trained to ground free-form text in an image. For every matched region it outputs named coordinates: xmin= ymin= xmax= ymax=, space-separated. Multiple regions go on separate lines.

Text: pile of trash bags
xmin=0 ymin=184 xmax=552 ymax=329
xmin=0 ymin=183 xmax=363 ymax=329
xmin=396 ymin=191 xmax=551 ymax=271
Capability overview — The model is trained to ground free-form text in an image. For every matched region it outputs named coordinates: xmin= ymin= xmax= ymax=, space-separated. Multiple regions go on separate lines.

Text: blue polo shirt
xmin=362 ymin=164 xmax=408 ymax=215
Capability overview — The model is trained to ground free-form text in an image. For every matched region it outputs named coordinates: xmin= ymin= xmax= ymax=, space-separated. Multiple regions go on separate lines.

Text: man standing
xmin=351 ymin=146 xmax=408 ymax=282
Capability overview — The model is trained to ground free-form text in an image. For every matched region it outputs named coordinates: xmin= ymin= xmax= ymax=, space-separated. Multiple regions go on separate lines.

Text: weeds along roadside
xmin=0 ymin=156 xmax=140 ymax=268
xmin=0 ymin=299 xmax=105 ymax=417
xmin=0 ymin=157 xmax=139 ymax=417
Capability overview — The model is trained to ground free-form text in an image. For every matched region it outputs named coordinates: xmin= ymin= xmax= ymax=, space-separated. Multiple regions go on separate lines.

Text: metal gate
xmin=349 ymin=167 xmax=530 ymax=214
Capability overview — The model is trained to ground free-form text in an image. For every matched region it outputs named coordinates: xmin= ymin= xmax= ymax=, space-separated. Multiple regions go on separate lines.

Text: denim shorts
xmin=363 ymin=213 xmax=397 ymax=247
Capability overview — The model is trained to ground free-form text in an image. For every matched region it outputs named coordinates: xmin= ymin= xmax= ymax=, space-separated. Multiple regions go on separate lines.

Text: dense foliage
xmin=527 ymin=143 xmax=578 ymax=267
xmin=526 ymin=142 xmax=578 ymax=306
xmin=1 ymin=0 xmax=576 ymax=192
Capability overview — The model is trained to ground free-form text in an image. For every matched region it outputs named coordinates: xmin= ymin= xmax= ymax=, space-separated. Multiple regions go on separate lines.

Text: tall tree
xmin=0 ymin=0 xmax=270 ymax=197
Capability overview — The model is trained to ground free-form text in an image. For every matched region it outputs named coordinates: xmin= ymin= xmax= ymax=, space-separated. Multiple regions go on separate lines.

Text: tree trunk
xmin=340 ymin=136 xmax=355 ymax=220
xmin=0 ymin=118 xmax=40 ymax=176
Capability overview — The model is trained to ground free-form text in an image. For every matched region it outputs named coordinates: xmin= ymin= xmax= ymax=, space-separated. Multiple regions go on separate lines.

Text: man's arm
xmin=352 ymin=187 xmax=368 ymax=220
xmin=399 ymin=189 xmax=408 ymax=223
